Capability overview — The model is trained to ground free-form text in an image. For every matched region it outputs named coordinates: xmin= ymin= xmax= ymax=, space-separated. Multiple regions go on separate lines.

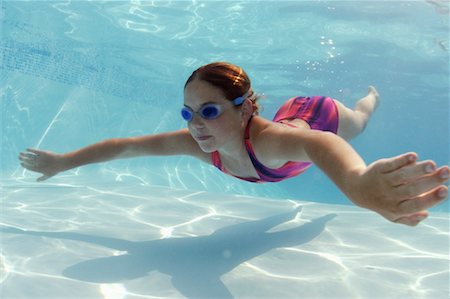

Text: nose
xmin=189 ymin=113 xmax=206 ymax=129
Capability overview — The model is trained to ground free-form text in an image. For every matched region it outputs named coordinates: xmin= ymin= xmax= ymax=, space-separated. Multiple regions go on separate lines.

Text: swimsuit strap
xmin=211 ymin=150 xmax=260 ymax=183
xmin=212 ymin=116 xmax=311 ymax=183
xmin=243 ymin=117 xmax=311 ymax=182
xmin=211 ymin=117 xmax=261 ymax=183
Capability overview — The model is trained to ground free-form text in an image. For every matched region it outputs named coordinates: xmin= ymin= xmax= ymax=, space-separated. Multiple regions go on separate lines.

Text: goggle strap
xmin=232 ymin=89 xmax=252 ymax=105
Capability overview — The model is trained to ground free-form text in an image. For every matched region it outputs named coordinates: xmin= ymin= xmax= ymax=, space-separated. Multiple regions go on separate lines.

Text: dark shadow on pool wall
xmin=1 ymin=208 xmax=336 ymax=299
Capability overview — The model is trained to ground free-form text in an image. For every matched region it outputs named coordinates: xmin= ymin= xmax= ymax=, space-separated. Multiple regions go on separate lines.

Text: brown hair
xmin=184 ymin=62 xmax=261 ymax=114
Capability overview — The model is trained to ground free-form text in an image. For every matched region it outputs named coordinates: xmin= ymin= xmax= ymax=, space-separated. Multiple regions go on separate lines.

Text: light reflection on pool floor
xmin=1 ymin=179 xmax=449 ymax=299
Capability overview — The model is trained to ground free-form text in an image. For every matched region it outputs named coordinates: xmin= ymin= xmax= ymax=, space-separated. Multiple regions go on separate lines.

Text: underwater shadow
xmin=2 ymin=207 xmax=336 ymax=299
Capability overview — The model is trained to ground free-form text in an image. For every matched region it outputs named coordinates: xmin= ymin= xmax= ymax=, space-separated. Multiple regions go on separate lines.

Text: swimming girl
xmin=19 ymin=62 xmax=449 ymax=226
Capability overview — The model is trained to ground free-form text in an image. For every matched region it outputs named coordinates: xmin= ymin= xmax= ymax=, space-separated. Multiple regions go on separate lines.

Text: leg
xmin=335 ymin=86 xmax=379 ymax=140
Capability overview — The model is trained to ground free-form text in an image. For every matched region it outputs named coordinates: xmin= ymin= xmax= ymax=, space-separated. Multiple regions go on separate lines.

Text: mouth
xmin=195 ymin=135 xmax=212 ymax=141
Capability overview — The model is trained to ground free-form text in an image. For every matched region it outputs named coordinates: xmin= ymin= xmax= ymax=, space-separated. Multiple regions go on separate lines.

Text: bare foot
xmin=355 ymin=85 xmax=380 ymax=117
xmin=368 ymin=85 xmax=380 ymax=107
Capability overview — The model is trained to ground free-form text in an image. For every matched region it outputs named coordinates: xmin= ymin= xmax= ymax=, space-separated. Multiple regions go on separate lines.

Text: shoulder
xmin=249 ymin=116 xmax=314 ymax=164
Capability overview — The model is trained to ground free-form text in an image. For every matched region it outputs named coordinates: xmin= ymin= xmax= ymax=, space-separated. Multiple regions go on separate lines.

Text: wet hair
xmin=184 ymin=62 xmax=262 ymax=115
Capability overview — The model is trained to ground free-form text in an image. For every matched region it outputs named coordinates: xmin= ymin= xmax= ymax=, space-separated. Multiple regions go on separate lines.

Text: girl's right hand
xmin=19 ymin=148 xmax=64 ymax=181
xmin=348 ymin=153 xmax=449 ymax=226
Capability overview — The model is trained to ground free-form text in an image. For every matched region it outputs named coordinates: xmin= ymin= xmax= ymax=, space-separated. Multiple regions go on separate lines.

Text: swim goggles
xmin=181 ymin=90 xmax=251 ymax=122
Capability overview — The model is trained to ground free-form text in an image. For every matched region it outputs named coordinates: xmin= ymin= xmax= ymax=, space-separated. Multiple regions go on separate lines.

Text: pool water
xmin=1 ymin=1 xmax=449 ymax=299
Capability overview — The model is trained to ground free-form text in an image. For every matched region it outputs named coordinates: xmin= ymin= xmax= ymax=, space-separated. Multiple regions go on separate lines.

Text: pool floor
xmin=1 ymin=180 xmax=449 ymax=299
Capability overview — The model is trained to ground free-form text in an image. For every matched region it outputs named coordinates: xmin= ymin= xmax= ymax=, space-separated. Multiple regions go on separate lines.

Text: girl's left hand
xmin=349 ymin=152 xmax=449 ymax=226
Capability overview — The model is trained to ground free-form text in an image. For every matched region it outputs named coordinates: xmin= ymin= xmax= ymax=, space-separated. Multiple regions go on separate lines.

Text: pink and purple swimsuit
xmin=211 ymin=96 xmax=339 ymax=183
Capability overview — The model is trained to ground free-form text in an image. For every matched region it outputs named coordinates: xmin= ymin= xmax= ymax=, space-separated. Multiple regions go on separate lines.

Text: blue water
xmin=1 ymin=2 xmax=449 ymax=298
xmin=2 ymin=0 xmax=448 ymax=208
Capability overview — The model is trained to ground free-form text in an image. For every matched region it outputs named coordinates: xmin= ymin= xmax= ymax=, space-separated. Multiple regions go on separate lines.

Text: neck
xmin=217 ymin=115 xmax=253 ymax=160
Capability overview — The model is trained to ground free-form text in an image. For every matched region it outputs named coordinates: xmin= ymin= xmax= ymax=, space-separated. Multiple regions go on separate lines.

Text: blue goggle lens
xmin=181 ymin=104 xmax=222 ymax=122
xmin=181 ymin=108 xmax=193 ymax=121
xmin=201 ymin=105 xmax=220 ymax=119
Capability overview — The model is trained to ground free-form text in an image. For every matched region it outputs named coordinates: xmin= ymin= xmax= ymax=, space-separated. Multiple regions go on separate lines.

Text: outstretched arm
xmin=268 ymin=128 xmax=449 ymax=226
xmin=19 ymin=129 xmax=207 ymax=181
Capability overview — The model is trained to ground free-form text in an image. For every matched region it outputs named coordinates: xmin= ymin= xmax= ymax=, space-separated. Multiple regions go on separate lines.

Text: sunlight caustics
xmin=1 ymin=1 xmax=448 ymax=299
xmin=100 ymin=283 xmax=127 ymax=299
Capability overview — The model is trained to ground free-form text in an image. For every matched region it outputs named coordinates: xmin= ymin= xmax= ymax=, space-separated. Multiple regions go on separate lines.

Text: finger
xmin=19 ymin=153 xmax=28 ymax=162
xmin=394 ymin=212 xmax=428 ymax=227
xmin=394 ymin=166 xmax=450 ymax=199
xmin=19 ymin=155 xmax=41 ymax=170
xmin=19 ymin=152 xmax=37 ymax=162
xmin=439 ymin=166 xmax=450 ymax=182
xmin=26 ymin=148 xmax=43 ymax=155
xmin=386 ymin=160 xmax=437 ymax=187
xmin=20 ymin=162 xmax=38 ymax=172
xmin=398 ymin=185 xmax=448 ymax=214
xmin=20 ymin=156 xmax=37 ymax=167
xmin=379 ymin=152 xmax=417 ymax=174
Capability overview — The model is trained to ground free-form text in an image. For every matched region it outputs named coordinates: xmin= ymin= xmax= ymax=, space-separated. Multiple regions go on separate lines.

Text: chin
xmin=196 ymin=140 xmax=218 ymax=153
xmin=198 ymin=143 xmax=217 ymax=153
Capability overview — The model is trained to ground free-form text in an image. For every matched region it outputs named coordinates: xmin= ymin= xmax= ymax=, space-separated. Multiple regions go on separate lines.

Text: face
xmin=183 ymin=79 xmax=247 ymax=153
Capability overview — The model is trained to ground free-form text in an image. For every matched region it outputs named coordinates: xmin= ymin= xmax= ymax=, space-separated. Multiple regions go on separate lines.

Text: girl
xmin=19 ymin=62 xmax=449 ymax=226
